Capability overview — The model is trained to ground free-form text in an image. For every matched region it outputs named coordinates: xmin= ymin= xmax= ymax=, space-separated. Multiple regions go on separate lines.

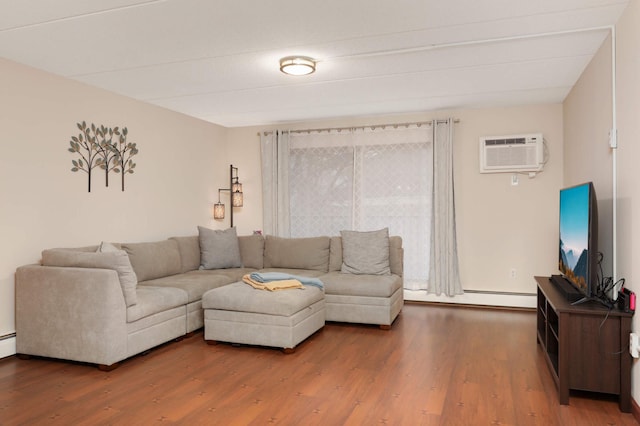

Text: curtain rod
xmin=258 ymin=118 xmax=459 ymax=136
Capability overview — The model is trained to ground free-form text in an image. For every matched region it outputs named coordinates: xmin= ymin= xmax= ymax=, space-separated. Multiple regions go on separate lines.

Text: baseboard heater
xmin=463 ymin=289 xmax=536 ymax=297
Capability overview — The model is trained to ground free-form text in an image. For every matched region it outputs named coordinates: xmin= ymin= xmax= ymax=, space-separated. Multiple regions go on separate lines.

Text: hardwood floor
xmin=0 ymin=303 xmax=637 ymax=425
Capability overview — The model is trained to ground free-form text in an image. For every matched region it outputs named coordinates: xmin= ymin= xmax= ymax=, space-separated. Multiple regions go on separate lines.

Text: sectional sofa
xmin=15 ymin=229 xmax=403 ymax=369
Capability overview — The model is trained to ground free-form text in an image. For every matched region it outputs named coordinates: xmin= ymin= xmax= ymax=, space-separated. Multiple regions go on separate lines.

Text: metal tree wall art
xmin=94 ymin=124 xmax=119 ymax=188
xmin=113 ymin=127 xmax=138 ymax=192
xmin=68 ymin=121 xmax=139 ymax=192
xmin=68 ymin=121 xmax=100 ymax=192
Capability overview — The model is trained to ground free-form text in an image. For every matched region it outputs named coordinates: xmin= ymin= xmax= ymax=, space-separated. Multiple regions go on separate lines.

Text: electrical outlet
xmin=630 ymin=333 xmax=639 ymax=358
xmin=511 ymin=174 xmax=519 ymax=186
xmin=510 ymin=268 xmax=517 ymax=279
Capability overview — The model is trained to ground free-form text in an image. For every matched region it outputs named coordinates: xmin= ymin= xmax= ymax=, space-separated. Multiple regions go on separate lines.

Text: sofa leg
xmin=282 ymin=347 xmax=295 ymax=354
xmin=205 ymin=340 xmax=218 ymax=346
xmin=97 ymin=363 xmax=119 ymax=372
xmin=379 ymin=324 xmax=391 ymax=330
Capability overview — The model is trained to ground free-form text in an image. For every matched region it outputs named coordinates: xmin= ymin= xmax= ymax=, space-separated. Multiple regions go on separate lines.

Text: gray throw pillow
xmin=340 ymin=228 xmax=391 ymax=275
xmin=198 ymin=226 xmax=242 ymax=269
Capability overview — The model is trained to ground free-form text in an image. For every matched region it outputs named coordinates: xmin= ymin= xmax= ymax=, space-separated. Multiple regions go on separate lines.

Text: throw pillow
xmin=340 ymin=228 xmax=391 ymax=275
xmin=98 ymin=241 xmax=120 ymax=252
xmin=97 ymin=242 xmax=138 ymax=306
xmin=198 ymin=226 xmax=242 ymax=269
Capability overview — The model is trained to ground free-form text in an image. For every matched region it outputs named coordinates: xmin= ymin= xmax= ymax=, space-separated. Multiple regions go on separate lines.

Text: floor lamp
xmin=213 ymin=164 xmax=243 ymax=228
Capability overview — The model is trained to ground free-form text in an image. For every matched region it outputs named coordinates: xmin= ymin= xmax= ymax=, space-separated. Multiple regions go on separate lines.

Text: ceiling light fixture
xmin=279 ymin=56 xmax=316 ymax=76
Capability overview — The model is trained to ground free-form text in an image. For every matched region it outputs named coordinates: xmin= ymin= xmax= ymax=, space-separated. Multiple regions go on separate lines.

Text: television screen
xmin=558 ymin=182 xmax=597 ymax=298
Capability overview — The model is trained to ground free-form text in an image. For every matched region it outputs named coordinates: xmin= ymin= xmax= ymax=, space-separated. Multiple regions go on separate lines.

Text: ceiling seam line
xmin=0 ymin=0 xmax=167 ymax=33
xmin=326 ymin=25 xmax=614 ymax=61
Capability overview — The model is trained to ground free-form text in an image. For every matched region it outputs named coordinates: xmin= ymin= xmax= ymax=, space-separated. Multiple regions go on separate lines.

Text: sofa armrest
xmin=389 ymin=236 xmax=403 ymax=277
xmin=15 ymin=265 xmax=128 ymax=367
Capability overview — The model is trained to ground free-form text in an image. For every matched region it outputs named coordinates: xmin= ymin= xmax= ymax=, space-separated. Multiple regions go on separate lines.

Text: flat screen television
xmin=556 ymin=181 xmax=599 ymax=304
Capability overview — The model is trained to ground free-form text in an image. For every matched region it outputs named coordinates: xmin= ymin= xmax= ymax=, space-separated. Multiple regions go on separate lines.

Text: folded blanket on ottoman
xmin=248 ymin=272 xmax=324 ymax=289
xmin=242 ymin=274 xmax=303 ymax=291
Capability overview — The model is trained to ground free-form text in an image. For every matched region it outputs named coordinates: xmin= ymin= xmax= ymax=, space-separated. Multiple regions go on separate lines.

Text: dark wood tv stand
xmin=535 ymin=276 xmax=632 ymax=412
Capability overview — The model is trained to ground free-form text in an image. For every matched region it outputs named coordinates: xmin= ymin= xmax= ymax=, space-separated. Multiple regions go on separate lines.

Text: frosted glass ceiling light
xmin=280 ymin=56 xmax=316 ymax=76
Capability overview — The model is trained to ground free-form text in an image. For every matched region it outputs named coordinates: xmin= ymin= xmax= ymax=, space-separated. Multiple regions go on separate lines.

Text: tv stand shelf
xmin=535 ymin=276 xmax=632 ymax=412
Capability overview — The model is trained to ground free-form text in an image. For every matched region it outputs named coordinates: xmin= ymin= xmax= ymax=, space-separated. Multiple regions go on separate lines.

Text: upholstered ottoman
xmin=202 ymin=282 xmax=325 ymax=352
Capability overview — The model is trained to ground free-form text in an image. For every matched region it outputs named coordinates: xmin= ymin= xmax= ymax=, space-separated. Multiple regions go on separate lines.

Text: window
xmin=287 ymin=125 xmax=433 ymax=289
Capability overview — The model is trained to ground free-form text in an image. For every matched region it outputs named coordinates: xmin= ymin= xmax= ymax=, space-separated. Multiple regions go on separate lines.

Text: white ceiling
xmin=0 ymin=0 xmax=629 ymax=127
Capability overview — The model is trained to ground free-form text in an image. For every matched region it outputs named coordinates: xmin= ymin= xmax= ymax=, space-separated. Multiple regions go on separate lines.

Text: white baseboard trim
xmin=0 ymin=335 xmax=16 ymax=359
xmin=404 ymin=289 xmax=537 ymax=309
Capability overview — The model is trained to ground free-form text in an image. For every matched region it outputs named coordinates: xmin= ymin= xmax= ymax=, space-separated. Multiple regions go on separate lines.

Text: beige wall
xmin=227 ymin=104 xmax=564 ymax=299
xmin=563 ymin=0 xmax=640 ymax=405
xmin=563 ymin=33 xmax=614 ymax=278
xmin=614 ymin=0 xmax=640 ymax=404
xmin=0 ymin=59 xmax=228 ymax=350
xmin=453 ymin=105 xmax=563 ymax=295
xmin=617 ymin=0 xmax=640 ymax=302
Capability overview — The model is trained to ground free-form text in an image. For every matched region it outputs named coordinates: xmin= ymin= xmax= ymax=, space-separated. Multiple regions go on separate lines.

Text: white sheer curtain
xmin=351 ymin=129 xmax=433 ymax=290
xmin=260 ymin=130 xmax=290 ymax=237
xmin=261 ymin=120 xmax=462 ymax=295
xmin=270 ymin=124 xmax=433 ymax=290
xmin=428 ymin=119 xmax=463 ymax=296
xmin=288 ymin=129 xmax=354 ymax=236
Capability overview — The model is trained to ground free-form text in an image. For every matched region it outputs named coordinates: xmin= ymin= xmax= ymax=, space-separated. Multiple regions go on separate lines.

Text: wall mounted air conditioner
xmin=479 ymin=133 xmax=544 ymax=173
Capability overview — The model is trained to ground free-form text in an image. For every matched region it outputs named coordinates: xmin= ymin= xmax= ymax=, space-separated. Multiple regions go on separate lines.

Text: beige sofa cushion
xmin=121 ymin=240 xmax=182 ymax=282
xmin=139 ymin=271 xmax=233 ymax=304
xmin=126 ymin=285 xmax=188 ymax=323
xmin=238 ymin=234 xmax=265 ymax=269
xmin=170 ymin=236 xmax=201 ymax=273
xmin=169 ymin=234 xmax=264 ymax=272
xmin=41 ymin=248 xmax=138 ymax=307
xmin=329 ymin=237 xmax=343 ymax=272
xmin=264 ymin=235 xmax=330 ymax=272
xmin=321 ymin=271 xmax=402 ymax=298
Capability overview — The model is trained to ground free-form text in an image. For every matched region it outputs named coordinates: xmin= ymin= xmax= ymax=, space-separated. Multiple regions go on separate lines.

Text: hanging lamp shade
xmin=232 ymin=190 xmax=243 ymax=207
xmin=213 ymin=202 xmax=225 ymax=219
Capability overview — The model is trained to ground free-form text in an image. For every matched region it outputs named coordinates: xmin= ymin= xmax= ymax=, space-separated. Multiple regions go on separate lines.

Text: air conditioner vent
xmin=484 ymin=137 xmax=527 ymax=145
xmin=479 ymin=133 xmax=544 ymax=173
